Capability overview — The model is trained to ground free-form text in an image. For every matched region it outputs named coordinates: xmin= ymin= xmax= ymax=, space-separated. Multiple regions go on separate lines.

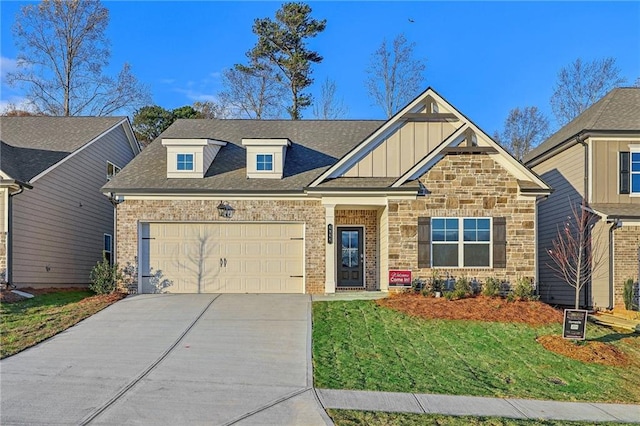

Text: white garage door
xmin=140 ymin=223 xmax=304 ymax=293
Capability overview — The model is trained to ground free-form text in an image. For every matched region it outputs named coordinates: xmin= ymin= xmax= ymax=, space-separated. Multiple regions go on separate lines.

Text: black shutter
xmin=620 ymin=152 xmax=630 ymax=194
xmin=418 ymin=217 xmax=431 ymax=268
xmin=493 ymin=217 xmax=506 ymax=268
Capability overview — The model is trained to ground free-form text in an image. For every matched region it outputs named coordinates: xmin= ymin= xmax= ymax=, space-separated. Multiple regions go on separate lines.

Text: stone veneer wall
xmin=116 ymin=199 xmax=326 ymax=294
xmin=613 ymin=226 xmax=640 ymax=307
xmin=387 ymin=154 xmax=537 ymax=283
xmin=0 ymin=232 xmax=6 ymax=280
xmin=336 ymin=209 xmax=378 ymax=290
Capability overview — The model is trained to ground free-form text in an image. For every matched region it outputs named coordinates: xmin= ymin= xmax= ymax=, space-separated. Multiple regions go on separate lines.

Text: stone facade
xmin=336 ymin=209 xmax=379 ymax=290
xmin=613 ymin=225 xmax=640 ymax=307
xmin=0 ymin=232 xmax=6 ymax=281
xmin=116 ymin=199 xmax=327 ymax=294
xmin=387 ymin=154 xmax=537 ymax=284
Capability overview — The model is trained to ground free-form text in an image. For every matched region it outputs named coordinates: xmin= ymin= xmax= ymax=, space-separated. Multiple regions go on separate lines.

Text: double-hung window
xmin=632 ymin=152 xmax=640 ymax=194
xmin=103 ymin=234 xmax=113 ymax=265
xmin=431 ymin=218 xmax=491 ymax=267
xmin=256 ymin=154 xmax=273 ymax=171
xmin=177 ymin=153 xmax=194 ymax=171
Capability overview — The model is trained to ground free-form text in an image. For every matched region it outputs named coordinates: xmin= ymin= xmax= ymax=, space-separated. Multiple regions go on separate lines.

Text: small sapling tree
xmin=547 ymin=199 xmax=603 ymax=309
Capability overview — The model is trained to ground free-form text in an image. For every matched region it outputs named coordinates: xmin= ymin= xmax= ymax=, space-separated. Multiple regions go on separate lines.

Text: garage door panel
xmin=142 ymin=223 xmax=304 ymax=293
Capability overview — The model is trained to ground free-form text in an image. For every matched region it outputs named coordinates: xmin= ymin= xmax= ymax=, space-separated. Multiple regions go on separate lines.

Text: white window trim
xmin=106 ymin=161 xmax=121 ymax=180
xmin=630 ymin=147 xmax=640 ymax=196
xmin=256 ymin=153 xmax=274 ymax=172
xmin=176 ymin=153 xmax=194 ymax=172
xmin=431 ymin=217 xmax=493 ymax=269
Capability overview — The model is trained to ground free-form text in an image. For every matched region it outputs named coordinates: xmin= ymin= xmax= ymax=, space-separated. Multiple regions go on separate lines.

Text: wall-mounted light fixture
xmin=217 ymin=201 xmax=235 ymax=218
xmin=327 ymin=223 xmax=333 ymax=244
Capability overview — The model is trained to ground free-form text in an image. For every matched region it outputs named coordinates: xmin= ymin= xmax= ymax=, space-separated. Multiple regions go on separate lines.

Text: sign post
xmin=562 ymin=309 xmax=588 ymax=340
xmin=389 ymin=270 xmax=412 ymax=287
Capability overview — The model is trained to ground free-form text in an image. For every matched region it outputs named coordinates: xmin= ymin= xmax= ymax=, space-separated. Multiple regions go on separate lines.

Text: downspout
xmin=577 ymin=134 xmax=590 ymax=308
xmin=7 ymin=186 xmax=26 ymax=287
xmin=608 ymin=219 xmax=621 ymax=310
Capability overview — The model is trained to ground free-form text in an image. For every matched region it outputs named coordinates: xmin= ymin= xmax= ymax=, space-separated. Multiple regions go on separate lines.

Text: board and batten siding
xmin=533 ymin=143 xmax=587 ymax=306
xmin=591 ymin=139 xmax=640 ymax=205
xmin=11 ymin=124 xmax=136 ymax=286
xmin=342 ymin=121 xmax=458 ymax=178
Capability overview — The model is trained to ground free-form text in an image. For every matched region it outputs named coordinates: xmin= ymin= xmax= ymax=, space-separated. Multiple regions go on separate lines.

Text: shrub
xmin=483 ymin=277 xmax=501 ymax=297
xmin=451 ymin=289 xmax=468 ymax=300
xmin=512 ymin=277 xmax=538 ymax=301
xmin=454 ymin=276 xmax=472 ymax=296
xmin=89 ymin=256 xmax=122 ymax=295
xmin=623 ymin=278 xmax=637 ymax=311
xmin=411 ymin=277 xmax=426 ymax=294
xmin=444 ymin=291 xmax=455 ymax=301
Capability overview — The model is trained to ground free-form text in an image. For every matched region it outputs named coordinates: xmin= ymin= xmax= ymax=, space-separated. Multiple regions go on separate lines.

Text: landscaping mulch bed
xmin=377 ymin=293 xmax=634 ymax=367
xmin=377 ymin=293 xmax=563 ymax=326
xmin=0 ymin=287 xmax=86 ymax=304
xmin=537 ymin=335 xmax=630 ymax=367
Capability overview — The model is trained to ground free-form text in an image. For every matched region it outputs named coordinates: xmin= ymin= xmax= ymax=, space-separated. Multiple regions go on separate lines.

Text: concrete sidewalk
xmin=317 ymin=389 xmax=640 ymax=423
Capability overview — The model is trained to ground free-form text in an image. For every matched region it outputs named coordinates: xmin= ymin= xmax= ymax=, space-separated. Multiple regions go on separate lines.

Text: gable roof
xmin=310 ymin=87 xmax=549 ymax=192
xmin=103 ymin=119 xmax=384 ymax=193
xmin=0 ymin=116 xmax=131 ymax=182
xmin=524 ymin=87 xmax=640 ymax=164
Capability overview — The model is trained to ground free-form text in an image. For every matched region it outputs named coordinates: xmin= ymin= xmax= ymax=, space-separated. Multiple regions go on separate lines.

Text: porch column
xmin=325 ymin=204 xmax=336 ymax=293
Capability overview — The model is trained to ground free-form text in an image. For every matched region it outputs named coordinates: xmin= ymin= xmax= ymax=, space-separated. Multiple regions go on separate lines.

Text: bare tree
xmin=495 ymin=106 xmax=550 ymax=161
xmin=219 ymin=61 xmax=286 ymax=119
xmin=7 ymin=0 xmax=150 ymax=116
xmin=550 ymin=57 xmax=626 ymax=126
xmin=547 ymin=199 xmax=604 ymax=309
xmin=312 ymin=78 xmax=348 ymax=119
xmin=365 ymin=33 xmax=426 ymax=118
xmin=193 ymin=101 xmax=223 ymax=119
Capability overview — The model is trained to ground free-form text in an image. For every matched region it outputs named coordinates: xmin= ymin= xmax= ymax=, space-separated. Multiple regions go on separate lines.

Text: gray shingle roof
xmin=591 ymin=203 xmax=640 ymax=219
xmin=0 ymin=116 xmax=125 ymax=182
xmin=104 ymin=119 xmax=384 ymax=193
xmin=524 ymin=88 xmax=640 ymax=164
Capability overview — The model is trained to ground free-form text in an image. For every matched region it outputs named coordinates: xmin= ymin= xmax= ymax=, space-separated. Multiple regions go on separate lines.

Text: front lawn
xmin=327 ymin=410 xmax=639 ymax=426
xmin=0 ymin=290 xmax=124 ymax=358
xmin=313 ymin=300 xmax=640 ymax=403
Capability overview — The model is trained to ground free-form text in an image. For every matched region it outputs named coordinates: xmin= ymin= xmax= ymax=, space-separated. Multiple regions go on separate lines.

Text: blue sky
xmin=1 ymin=1 xmax=639 ymax=134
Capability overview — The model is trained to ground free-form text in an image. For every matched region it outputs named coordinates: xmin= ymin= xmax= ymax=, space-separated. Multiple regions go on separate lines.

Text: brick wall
xmin=116 ymin=199 xmax=326 ymax=294
xmin=387 ymin=154 xmax=537 ymax=283
xmin=613 ymin=225 xmax=640 ymax=307
xmin=336 ymin=209 xmax=378 ymax=290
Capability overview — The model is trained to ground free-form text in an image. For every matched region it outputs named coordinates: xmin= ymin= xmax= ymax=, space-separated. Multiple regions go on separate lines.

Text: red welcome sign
xmin=389 ymin=270 xmax=412 ymax=286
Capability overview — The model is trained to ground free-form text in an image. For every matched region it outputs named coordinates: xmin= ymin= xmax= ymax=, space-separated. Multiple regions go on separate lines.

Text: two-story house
xmin=103 ymin=88 xmax=551 ymax=295
xmin=524 ymin=87 xmax=640 ymax=309
xmin=0 ymin=117 xmax=140 ymax=288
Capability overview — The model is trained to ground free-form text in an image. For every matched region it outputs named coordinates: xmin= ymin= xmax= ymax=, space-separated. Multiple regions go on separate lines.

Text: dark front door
xmin=337 ymin=227 xmax=364 ymax=287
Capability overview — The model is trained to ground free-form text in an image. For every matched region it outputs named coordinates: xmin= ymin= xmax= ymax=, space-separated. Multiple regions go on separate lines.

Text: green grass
xmin=313 ymin=301 xmax=640 ymax=403
xmin=1 ymin=290 xmax=121 ymax=358
xmin=327 ymin=410 xmax=640 ymax=426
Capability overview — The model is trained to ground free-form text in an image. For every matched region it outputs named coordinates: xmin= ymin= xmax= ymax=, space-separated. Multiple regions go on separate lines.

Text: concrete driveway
xmin=0 ymin=294 xmax=331 ymax=425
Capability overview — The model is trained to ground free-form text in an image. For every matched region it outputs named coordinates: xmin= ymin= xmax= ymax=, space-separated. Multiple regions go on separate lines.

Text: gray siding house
xmin=524 ymin=87 xmax=640 ymax=309
xmin=0 ymin=117 xmax=140 ymax=288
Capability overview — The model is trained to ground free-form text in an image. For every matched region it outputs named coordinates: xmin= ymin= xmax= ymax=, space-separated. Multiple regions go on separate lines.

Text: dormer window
xmin=242 ymin=138 xmax=291 ymax=179
xmin=177 ymin=153 xmax=194 ymax=171
xmin=257 ymin=154 xmax=273 ymax=171
xmin=162 ymin=138 xmax=227 ymax=179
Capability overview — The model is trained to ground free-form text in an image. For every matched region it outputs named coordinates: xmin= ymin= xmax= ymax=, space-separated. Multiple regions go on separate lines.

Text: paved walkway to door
xmin=0 ymin=294 xmax=330 ymax=425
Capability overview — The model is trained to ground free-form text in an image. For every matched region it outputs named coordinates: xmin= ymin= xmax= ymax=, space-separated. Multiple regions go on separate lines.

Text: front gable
xmin=311 ymin=88 xmax=550 ymax=196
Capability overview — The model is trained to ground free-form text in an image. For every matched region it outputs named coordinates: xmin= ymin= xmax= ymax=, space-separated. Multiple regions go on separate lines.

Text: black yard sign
xmin=563 ymin=309 xmax=588 ymax=340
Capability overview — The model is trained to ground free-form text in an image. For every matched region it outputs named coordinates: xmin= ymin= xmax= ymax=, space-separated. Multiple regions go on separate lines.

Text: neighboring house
xmin=103 ymin=88 xmax=550 ymax=295
xmin=0 ymin=117 xmax=140 ymax=288
xmin=524 ymin=87 xmax=640 ymax=309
